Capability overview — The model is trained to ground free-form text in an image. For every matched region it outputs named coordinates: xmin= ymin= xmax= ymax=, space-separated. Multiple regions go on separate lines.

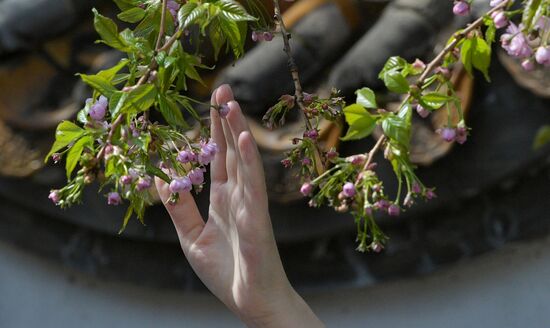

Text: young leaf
xmin=118 ymin=205 xmax=134 ymax=234
xmin=341 ymin=104 xmax=377 ymax=141
xmin=97 ymin=59 xmax=129 ymax=82
xmin=379 ymin=56 xmax=408 ymax=79
xmin=45 ymin=121 xmax=85 ymax=162
xmin=460 ymin=38 xmax=474 ymax=75
xmin=420 ymin=92 xmax=454 ymax=110
xmin=158 ymin=94 xmax=189 ymax=128
xmin=355 ymin=87 xmax=378 ymax=109
xmin=65 ymin=136 xmax=93 ymax=179
xmin=118 ymin=7 xmax=146 ymax=23
xmin=92 ymin=8 xmax=129 ymax=52
xmin=178 ymin=2 xmax=204 ymax=28
xmin=472 ymin=36 xmax=491 ymax=82
xmin=145 ymin=162 xmax=171 ymax=183
xmin=381 ymin=105 xmax=411 ymax=148
xmin=217 ymin=0 xmax=256 ymax=21
xmin=79 ymin=73 xmax=117 ymax=98
xmin=383 ymin=70 xmax=410 ymax=94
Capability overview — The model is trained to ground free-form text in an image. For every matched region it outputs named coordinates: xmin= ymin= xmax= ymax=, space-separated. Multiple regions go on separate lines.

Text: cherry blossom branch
xmin=360 ymin=0 xmax=509 ymax=176
xmin=272 ymin=0 xmax=325 ymax=174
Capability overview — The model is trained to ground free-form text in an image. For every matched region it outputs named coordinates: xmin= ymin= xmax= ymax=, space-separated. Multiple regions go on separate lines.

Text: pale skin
xmin=155 ymin=84 xmax=324 ymax=327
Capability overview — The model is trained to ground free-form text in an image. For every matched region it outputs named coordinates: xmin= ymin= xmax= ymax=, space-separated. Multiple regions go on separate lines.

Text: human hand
xmin=155 ymin=84 xmax=323 ymax=327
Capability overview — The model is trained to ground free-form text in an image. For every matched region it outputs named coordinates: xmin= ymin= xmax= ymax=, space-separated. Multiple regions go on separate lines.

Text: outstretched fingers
xmin=210 ymin=88 xmax=227 ymax=183
xmin=238 ymin=130 xmax=268 ymax=206
xmin=155 ymin=177 xmax=204 ymax=253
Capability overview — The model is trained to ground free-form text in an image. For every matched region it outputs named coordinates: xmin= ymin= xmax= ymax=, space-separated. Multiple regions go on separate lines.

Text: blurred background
xmin=1 ymin=0 xmax=550 ymax=326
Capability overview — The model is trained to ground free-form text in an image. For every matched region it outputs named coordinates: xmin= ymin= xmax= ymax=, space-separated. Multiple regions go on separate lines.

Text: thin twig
xmin=272 ymin=0 xmax=325 ymax=174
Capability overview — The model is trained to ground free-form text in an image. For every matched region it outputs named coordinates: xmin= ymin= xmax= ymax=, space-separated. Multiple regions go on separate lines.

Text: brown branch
xmin=272 ymin=0 xmax=325 ymax=174
xmin=358 ymin=1 xmax=509 ymax=179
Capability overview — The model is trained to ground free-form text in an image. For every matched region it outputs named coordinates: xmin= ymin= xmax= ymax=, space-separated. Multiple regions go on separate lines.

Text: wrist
xmin=239 ymin=285 xmax=324 ymax=328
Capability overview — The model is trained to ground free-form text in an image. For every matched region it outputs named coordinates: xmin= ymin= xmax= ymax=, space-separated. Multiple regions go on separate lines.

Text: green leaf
xmin=97 ymin=59 xmax=129 ymax=82
xmin=110 ymin=85 xmax=157 ymax=117
xmin=65 ymin=136 xmax=93 ymax=179
xmin=534 ymin=125 xmax=550 ymax=150
xmin=157 ymin=94 xmax=189 ymax=128
xmin=472 ymin=36 xmax=491 ymax=82
xmin=383 ymin=70 xmax=410 ymax=94
xmin=45 ymin=121 xmax=85 ymax=162
xmin=113 ymin=0 xmax=140 ymax=11
xmin=379 ymin=56 xmax=408 ymax=79
xmin=208 ymin=17 xmax=226 ymax=60
xmin=92 ymin=8 xmax=129 ymax=52
xmin=485 ymin=19 xmax=496 ymax=45
xmin=178 ymin=2 xmax=205 ymax=28
xmin=420 ymin=92 xmax=454 ymax=110
xmin=217 ymin=15 xmax=244 ymax=57
xmin=341 ymin=104 xmax=377 ymax=141
xmin=118 ymin=7 xmax=146 ymax=23
xmin=145 ymin=162 xmax=171 ymax=183
xmin=79 ymin=73 xmax=117 ymax=98
xmin=355 ymin=87 xmax=378 ymax=109
xmin=118 ymin=205 xmax=134 ymax=234
xmin=216 ymin=0 xmax=256 ymax=21
xmin=461 ymin=38 xmax=474 ymax=76
xmin=382 ymin=105 xmax=411 ymax=148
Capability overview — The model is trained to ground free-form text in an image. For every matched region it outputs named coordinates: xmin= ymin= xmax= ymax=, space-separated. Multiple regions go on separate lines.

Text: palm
xmin=155 ymin=85 xmax=288 ymax=317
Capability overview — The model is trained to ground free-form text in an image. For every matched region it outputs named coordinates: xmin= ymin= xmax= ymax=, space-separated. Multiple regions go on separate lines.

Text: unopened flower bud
xmin=416 ymin=104 xmax=430 ymax=118
xmin=346 ymin=154 xmax=366 ymax=166
xmin=388 ymin=204 xmax=400 ymax=216
xmin=302 ymin=157 xmax=312 ymax=166
xmin=169 ymin=176 xmax=192 ymax=193
xmin=52 ymin=153 xmax=62 ymax=163
xmin=412 ymin=58 xmax=426 ymax=71
xmin=49 ymin=190 xmax=61 ymax=205
xmin=438 ymin=127 xmax=456 ymax=142
xmin=300 ymin=182 xmax=313 ymax=196
xmin=107 ymin=192 xmax=122 ymax=206
xmin=455 ymin=126 xmax=468 ymax=144
xmin=412 ymin=182 xmax=421 ymax=194
xmin=435 ymin=66 xmax=451 ymax=80
xmin=304 ymin=129 xmax=319 ymax=140
xmin=219 ymin=103 xmax=230 ymax=117
xmin=263 ymin=32 xmax=274 ymax=41
xmin=120 ymin=175 xmax=133 ymax=185
xmin=326 ymin=148 xmax=338 ymax=160
xmin=136 ymin=176 xmax=152 ymax=191
xmin=302 ymin=92 xmax=313 ymax=105
xmin=188 ymin=168 xmax=204 ymax=185
xmin=89 ymin=96 xmax=108 ymax=121
xmin=453 ymin=1 xmax=470 ymax=16
xmin=280 ymin=94 xmax=295 ymax=108
xmin=177 ymin=150 xmax=195 ymax=163
xmin=492 ymin=11 xmax=508 ymax=29
xmin=535 ymin=47 xmax=550 ymax=65
xmin=521 ymin=59 xmax=535 ymax=71
xmin=371 ymin=242 xmax=384 ymax=253
xmin=251 ymin=31 xmax=263 ymax=42
xmin=426 ymin=189 xmax=437 ymax=200
xmin=342 ymin=182 xmax=356 ymax=198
